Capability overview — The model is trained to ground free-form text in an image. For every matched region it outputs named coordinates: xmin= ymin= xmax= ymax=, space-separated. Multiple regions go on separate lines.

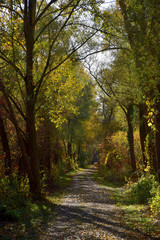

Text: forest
xmin=0 ymin=0 xmax=160 ymax=239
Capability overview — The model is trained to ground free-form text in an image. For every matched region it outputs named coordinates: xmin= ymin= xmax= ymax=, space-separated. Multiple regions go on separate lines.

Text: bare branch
xmin=9 ymin=94 xmax=26 ymax=120
xmin=17 ymin=0 xmax=24 ymax=14
xmin=0 ymin=78 xmax=26 ymax=138
xmin=0 ymin=5 xmax=24 ymax=19
xmin=36 ymin=0 xmax=45 ymax=18
xmin=77 ymin=47 xmax=121 ymax=60
xmin=45 ymin=30 xmax=98 ymax=76
xmin=85 ymin=63 xmax=111 ymax=98
xmin=34 ymin=9 xmax=64 ymax=43
xmin=34 ymin=0 xmax=59 ymax=25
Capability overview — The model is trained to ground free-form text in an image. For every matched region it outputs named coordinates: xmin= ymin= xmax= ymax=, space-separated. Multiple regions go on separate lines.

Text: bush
xmin=98 ymin=131 xmax=133 ymax=183
xmin=0 ymin=176 xmax=30 ymax=221
xmin=125 ymin=174 xmax=157 ymax=204
xmin=98 ymin=163 xmax=130 ymax=184
xmin=149 ymin=185 xmax=160 ymax=218
xmin=99 ymin=131 xmax=131 ymax=170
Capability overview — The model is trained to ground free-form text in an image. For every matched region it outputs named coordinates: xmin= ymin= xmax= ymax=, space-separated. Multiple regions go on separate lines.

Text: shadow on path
xmin=39 ymin=167 xmax=159 ymax=240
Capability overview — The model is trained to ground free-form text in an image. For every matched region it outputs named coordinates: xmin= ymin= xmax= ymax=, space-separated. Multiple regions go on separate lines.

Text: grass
xmin=0 ymin=197 xmax=56 ymax=240
xmin=120 ymin=204 xmax=159 ymax=235
xmin=93 ymin=169 xmax=160 ymax=239
xmin=91 ymin=170 xmax=125 ymax=188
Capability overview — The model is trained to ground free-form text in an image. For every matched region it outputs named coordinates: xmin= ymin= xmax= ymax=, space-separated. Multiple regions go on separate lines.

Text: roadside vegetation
xmin=94 ymin=146 xmax=160 ymax=238
xmin=0 ymin=167 xmax=81 ymax=240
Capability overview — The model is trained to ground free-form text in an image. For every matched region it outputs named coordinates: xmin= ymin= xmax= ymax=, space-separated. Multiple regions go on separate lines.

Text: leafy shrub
xmin=100 ymin=166 xmax=131 ymax=185
xmin=107 ymin=131 xmax=130 ymax=172
xmin=0 ymin=176 xmax=30 ymax=221
xmin=98 ymin=131 xmax=132 ymax=182
xmin=49 ymin=163 xmax=60 ymax=187
xmin=125 ymin=174 xmax=156 ymax=204
xmin=149 ymin=185 xmax=160 ymax=218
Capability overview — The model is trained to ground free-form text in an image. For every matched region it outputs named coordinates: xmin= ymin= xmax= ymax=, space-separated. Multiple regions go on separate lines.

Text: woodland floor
xmin=38 ymin=167 xmax=159 ymax=240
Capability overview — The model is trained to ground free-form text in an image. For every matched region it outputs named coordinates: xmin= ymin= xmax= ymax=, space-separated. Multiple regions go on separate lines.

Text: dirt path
xmin=39 ymin=167 xmax=158 ymax=240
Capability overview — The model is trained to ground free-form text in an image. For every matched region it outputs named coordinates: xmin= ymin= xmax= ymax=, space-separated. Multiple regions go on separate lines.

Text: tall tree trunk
xmin=155 ymin=99 xmax=160 ymax=182
xmin=139 ymin=103 xmax=156 ymax=171
xmin=0 ymin=113 xmax=11 ymax=175
xmin=67 ymin=119 xmax=73 ymax=167
xmin=126 ymin=105 xmax=136 ymax=171
xmin=68 ymin=141 xmax=72 ymax=159
xmin=53 ymin=136 xmax=60 ymax=165
xmin=25 ymin=104 xmax=41 ymax=194
xmin=24 ymin=0 xmax=41 ymax=195
xmin=45 ymin=127 xmax=51 ymax=172
xmin=78 ymin=142 xmax=81 ymax=160
xmin=139 ymin=103 xmax=149 ymax=168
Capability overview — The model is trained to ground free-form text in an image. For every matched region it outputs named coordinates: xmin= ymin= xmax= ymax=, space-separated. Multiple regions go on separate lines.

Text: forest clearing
xmin=0 ymin=0 xmax=160 ymax=239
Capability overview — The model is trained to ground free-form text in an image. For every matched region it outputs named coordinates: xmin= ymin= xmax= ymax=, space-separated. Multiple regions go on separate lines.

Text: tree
xmin=117 ymin=0 xmax=160 ymax=180
xmin=87 ymin=48 xmax=139 ymax=171
xmin=36 ymin=57 xmax=91 ymax=171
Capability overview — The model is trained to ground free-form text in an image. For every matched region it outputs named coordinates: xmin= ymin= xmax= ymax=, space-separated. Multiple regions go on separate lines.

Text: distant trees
xmin=90 ymin=50 xmax=138 ymax=171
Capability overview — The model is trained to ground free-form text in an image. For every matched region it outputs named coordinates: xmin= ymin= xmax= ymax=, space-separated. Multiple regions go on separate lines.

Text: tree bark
xmin=24 ymin=0 xmax=41 ymax=195
xmin=126 ymin=105 xmax=136 ymax=171
xmin=155 ymin=101 xmax=160 ymax=182
xmin=0 ymin=112 xmax=11 ymax=175
xmin=68 ymin=141 xmax=72 ymax=159
xmin=78 ymin=142 xmax=81 ymax=160
xmin=139 ymin=103 xmax=149 ymax=168
xmin=54 ymin=137 xmax=60 ymax=165
xmin=25 ymin=104 xmax=41 ymax=194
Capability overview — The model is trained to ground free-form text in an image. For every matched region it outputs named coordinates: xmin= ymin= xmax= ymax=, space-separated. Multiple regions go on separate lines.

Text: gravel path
xmin=39 ymin=167 xmax=158 ymax=240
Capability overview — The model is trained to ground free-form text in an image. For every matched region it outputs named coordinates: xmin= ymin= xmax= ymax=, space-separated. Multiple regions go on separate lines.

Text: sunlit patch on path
xmin=39 ymin=167 xmax=158 ymax=240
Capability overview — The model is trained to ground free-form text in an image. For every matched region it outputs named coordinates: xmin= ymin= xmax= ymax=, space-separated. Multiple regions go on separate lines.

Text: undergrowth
xmin=94 ymin=168 xmax=160 ymax=239
xmin=0 ymin=168 xmax=79 ymax=240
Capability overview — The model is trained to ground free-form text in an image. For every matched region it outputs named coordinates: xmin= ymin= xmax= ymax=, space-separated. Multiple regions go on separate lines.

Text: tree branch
xmin=85 ymin=63 xmax=112 ymax=98
xmin=34 ymin=8 xmax=64 ymax=43
xmin=9 ymin=94 xmax=26 ymax=120
xmin=34 ymin=0 xmax=82 ymax=102
xmin=77 ymin=47 xmax=121 ymax=60
xmin=0 ymin=5 xmax=24 ymax=19
xmin=0 ymin=51 xmax=25 ymax=80
xmin=0 ymin=78 xmax=26 ymax=138
xmin=34 ymin=0 xmax=59 ymax=25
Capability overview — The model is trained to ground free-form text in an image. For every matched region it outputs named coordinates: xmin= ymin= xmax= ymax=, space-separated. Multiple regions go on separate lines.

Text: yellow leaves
xmin=144 ymin=165 xmax=151 ymax=173
xmin=45 ymin=59 xmax=87 ymax=128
